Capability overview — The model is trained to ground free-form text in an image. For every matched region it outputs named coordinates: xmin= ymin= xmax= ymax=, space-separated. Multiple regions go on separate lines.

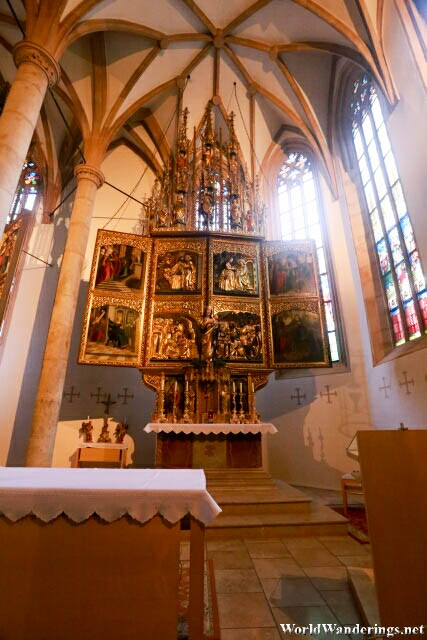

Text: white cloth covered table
xmin=0 ymin=467 xmax=221 ymax=525
xmin=144 ymin=422 xmax=278 ymax=435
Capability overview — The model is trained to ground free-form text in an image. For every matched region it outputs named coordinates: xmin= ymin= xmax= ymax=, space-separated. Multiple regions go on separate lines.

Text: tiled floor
xmin=207 ymin=534 xmax=372 ymax=638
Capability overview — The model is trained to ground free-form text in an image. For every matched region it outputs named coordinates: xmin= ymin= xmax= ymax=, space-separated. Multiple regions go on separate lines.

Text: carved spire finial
xmin=228 ymin=111 xmax=238 ymax=156
xmin=202 ymin=101 xmax=215 ymax=147
xmin=177 ymin=107 xmax=190 ymax=152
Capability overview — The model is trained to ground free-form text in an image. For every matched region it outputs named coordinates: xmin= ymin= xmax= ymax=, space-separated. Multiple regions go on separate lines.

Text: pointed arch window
xmin=277 ymin=152 xmax=341 ymax=362
xmin=7 ymin=159 xmax=41 ymax=224
xmin=350 ymin=75 xmax=426 ymax=345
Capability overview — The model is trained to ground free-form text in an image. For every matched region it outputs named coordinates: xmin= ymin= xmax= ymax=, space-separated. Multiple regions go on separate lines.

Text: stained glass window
xmin=277 ymin=152 xmax=340 ymax=362
xmin=350 ymin=75 xmax=427 ymax=345
xmin=7 ymin=160 xmax=41 ymax=224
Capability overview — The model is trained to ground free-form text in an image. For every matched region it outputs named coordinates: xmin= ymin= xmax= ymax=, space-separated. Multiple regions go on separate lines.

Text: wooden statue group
xmin=80 ymin=414 xmax=128 ymax=444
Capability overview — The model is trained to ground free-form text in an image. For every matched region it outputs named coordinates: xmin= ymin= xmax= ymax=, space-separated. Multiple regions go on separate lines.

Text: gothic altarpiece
xmin=79 ymin=103 xmax=330 ymax=467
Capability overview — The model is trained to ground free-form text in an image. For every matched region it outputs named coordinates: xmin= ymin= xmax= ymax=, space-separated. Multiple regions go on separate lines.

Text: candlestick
xmin=87 ymin=415 xmax=90 ymax=420
xmin=231 ymin=391 xmax=239 ymax=423
xmin=252 ymin=383 xmax=255 ymax=393
xmin=240 ymin=381 xmax=243 ymax=394
xmin=238 ymin=389 xmax=245 ymax=422
xmin=232 ymin=381 xmax=236 ymax=393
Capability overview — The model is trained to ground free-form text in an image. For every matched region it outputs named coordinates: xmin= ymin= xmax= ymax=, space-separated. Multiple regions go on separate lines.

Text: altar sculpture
xmin=79 ymin=102 xmax=331 ymax=437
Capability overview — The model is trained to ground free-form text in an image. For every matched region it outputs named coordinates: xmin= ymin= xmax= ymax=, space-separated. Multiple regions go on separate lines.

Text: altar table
xmin=72 ymin=442 xmax=128 ymax=468
xmin=145 ymin=422 xmax=277 ymax=469
xmin=0 ymin=467 xmax=220 ymax=640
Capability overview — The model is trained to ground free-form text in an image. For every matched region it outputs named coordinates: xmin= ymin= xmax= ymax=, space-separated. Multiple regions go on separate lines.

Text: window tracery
xmin=277 ymin=152 xmax=341 ymax=362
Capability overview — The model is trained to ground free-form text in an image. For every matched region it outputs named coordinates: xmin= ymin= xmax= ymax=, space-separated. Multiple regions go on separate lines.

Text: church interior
xmin=0 ymin=0 xmax=426 ymax=637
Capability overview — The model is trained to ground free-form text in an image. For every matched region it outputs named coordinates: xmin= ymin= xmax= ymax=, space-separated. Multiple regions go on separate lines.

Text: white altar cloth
xmin=0 ymin=467 xmax=221 ymax=525
xmin=78 ymin=442 xmax=128 ymax=449
xmin=144 ymin=422 xmax=278 ymax=435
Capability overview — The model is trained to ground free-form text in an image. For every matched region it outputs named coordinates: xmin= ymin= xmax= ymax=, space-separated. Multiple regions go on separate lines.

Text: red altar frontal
xmin=144 ymin=422 xmax=277 ymax=469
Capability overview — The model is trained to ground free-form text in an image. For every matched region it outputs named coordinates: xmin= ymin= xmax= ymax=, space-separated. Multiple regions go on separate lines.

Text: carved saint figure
xmin=98 ymin=416 xmax=112 ymax=443
xmin=81 ymin=420 xmax=93 ymax=443
xmin=114 ymin=422 xmax=128 ymax=444
xmin=199 ymin=191 xmax=213 ymax=227
xmin=172 ymin=192 xmax=186 ymax=226
xmin=230 ymin=196 xmax=242 ymax=228
xmin=157 ymin=207 xmax=168 ymax=227
xmin=218 ymin=259 xmax=236 ymax=291
xmin=245 ymin=209 xmax=255 ymax=232
xmin=235 ymin=258 xmax=251 ymax=290
xmin=200 ymin=306 xmax=218 ymax=362
xmin=183 ymin=254 xmax=196 ymax=289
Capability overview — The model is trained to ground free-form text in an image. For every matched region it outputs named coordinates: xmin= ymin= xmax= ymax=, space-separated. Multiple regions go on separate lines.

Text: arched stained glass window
xmin=350 ymin=75 xmax=427 ymax=345
xmin=277 ymin=152 xmax=341 ymax=362
xmin=7 ymin=159 xmax=41 ymax=224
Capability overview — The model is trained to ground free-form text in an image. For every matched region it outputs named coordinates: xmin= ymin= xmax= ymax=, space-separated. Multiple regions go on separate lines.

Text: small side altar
xmin=145 ymin=422 xmax=277 ymax=469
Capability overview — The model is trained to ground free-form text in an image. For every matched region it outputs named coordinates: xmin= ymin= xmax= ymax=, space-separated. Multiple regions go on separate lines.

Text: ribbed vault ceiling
xmin=0 ymin=0 xmax=393 ymax=198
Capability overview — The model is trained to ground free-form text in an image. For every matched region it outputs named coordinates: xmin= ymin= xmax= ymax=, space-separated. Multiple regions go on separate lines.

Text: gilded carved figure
xmin=214 ymin=251 xmax=257 ymax=296
xmin=199 ymin=190 xmax=213 ymax=227
xmin=151 ymin=315 xmax=197 ymax=360
xmin=172 ymin=192 xmax=186 ymax=226
xmin=156 ymin=251 xmax=198 ymax=293
xmin=215 ymin=312 xmax=262 ymax=362
xmin=200 ymin=306 xmax=218 ymax=361
xmin=230 ymin=196 xmax=242 ymax=229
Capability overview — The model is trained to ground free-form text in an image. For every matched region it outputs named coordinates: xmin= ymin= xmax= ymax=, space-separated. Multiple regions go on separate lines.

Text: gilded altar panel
xmin=151 ymin=237 xmax=206 ymax=298
xmin=267 ymin=298 xmax=331 ymax=368
xmin=210 ymin=237 xmax=261 ymax=298
xmin=211 ymin=298 xmax=267 ymax=368
xmin=143 ymin=298 xmax=203 ymax=368
xmin=79 ymin=230 xmax=152 ymax=367
xmin=79 ymin=295 xmax=144 ymax=366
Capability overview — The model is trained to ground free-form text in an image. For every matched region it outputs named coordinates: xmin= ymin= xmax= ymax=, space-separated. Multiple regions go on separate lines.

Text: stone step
xmin=209 ymin=486 xmax=312 ymax=515
xmin=205 ymin=468 xmax=279 ymax=490
xmin=206 ymin=503 xmax=348 ymax=539
xmin=204 ymin=470 xmax=347 ymax=538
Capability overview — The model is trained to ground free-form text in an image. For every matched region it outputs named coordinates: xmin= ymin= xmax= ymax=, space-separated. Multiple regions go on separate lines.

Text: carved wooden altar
xmin=79 ymin=102 xmax=330 ymax=464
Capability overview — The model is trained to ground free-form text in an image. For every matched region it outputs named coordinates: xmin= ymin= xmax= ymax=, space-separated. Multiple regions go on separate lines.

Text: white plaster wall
xmin=0 ymin=204 xmax=59 ymax=465
xmin=259 ymin=169 xmax=373 ymax=489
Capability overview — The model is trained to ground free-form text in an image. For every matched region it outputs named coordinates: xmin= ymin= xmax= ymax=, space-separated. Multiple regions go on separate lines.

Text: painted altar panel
xmin=264 ymin=240 xmax=320 ymax=298
xmin=78 ymin=230 xmax=152 ymax=366
xmin=210 ymin=237 xmax=260 ymax=298
xmin=262 ymin=240 xmax=330 ymax=369
xmin=268 ymin=298 xmax=330 ymax=368
xmin=79 ymin=296 xmax=144 ymax=365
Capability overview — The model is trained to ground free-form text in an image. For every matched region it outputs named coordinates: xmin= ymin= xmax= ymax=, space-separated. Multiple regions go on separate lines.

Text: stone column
xmin=0 ymin=41 xmax=60 ymax=234
xmin=26 ymin=164 xmax=104 ymax=467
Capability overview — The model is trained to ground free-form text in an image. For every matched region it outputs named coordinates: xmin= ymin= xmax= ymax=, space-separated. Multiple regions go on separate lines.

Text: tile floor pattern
xmin=207 ymin=535 xmax=372 ymax=639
